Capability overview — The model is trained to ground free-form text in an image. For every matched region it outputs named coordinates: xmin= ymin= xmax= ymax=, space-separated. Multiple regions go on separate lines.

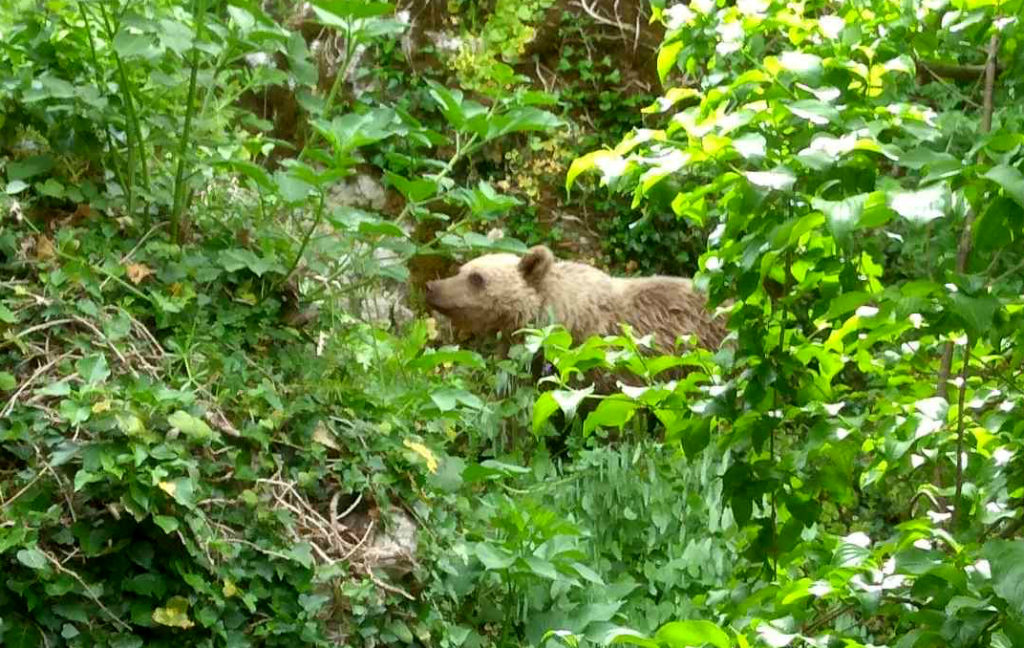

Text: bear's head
xmin=424 ymin=245 xmax=555 ymax=335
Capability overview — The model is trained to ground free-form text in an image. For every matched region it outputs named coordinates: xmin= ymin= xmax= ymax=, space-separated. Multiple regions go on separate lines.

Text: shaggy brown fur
xmin=424 ymin=245 xmax=728 ymax=353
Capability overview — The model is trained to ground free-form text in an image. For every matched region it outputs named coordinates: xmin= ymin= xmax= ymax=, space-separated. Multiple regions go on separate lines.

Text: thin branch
xmin=953 ymin=340 xmax=971 ymax=528
xmin=934 ymin=33 xmax=1000 ymax=508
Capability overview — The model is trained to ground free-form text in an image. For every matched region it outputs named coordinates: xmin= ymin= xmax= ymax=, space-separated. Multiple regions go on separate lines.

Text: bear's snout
xmin=424 ymin=280 xmax=444 ymax=310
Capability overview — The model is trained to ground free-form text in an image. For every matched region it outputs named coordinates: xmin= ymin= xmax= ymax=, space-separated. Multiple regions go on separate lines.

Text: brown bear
xmin=424 ymin=245 xmax=728 ymax=354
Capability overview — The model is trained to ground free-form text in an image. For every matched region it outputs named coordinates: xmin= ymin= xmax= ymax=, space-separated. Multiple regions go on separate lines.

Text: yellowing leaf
xmin=403 ymin=438 xmax=438 ymax=473
xmin=91 ymin=400 xmax=112 ymax=413
xmin=152 ymin=596 xmax=194 ymax=629
xmin=158 ymin=481 xmax=177 ymax=497
xmin=222 ymin=579 xmax=238 ymax=598
xmin=126 ymin=263 xmax=154 ymax=284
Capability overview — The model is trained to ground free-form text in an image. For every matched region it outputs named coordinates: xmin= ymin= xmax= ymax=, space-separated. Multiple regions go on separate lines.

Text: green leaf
xmin=311 ymin=0 xmax=394 ymax=20
xmin=16 ymin=547 xmax=48 ymax=570
xmin=786 ymin=99 xmax=840 ymax=125
xmin=949 ymin=294 xmax=999 ymax=338
xmin=153 ymin=515 xmax=180 ymax=534
xmin=583 ymin=397 xmax=637 ymax=437
xmin=566 ymin=150 xmax=625 ymax=191
xmin=984 ymin=165 xmax=1024 ymax=208
xmin=523 ymin=555 xmax=559 ymax=580
xmin=5 ymin=179 xmax=29 ymax=195
xmin=7 ymin=155 xmax=54 ymax=181
xmin=654 ymin=620 xmax=731 ymax=648
xmin=385 ymin=171 xmax=438 ymax=202
xmin=315 ymin=108 xmax=397 ymax=153
xmin=552 ymin=386 xmax=593 ymax=420
xmin=76 ymin=354 xmax=110 ymax=386
xmin=777 ymin=51 xmax=823 ymax=77
xmin=218 ymin=249 xmax=284 ymax=276
xmin=983 ymin=540 xmax=1024 ymax=614
xmin=0 ymin=372 xmax=16 ymax=390
xmin=168 ymin=410 xmax=215 ymax=441
xmin=286 ymin=542 xmax=315 ymax=568
xmin=532 ymin=392 xmax=560 ymax=434
xmin=474 ymin=543 xmax=515 ymax=570
xmin=745 ymin=168 xmax=796 ymax=191
xmin=813 ymin=194 xmax=866 ymax=245
xmin=486 ymin=107 xmax=563 ymax=140
xmin=605 ymin=627 xmax=660 ymax=647
xmin=0 ymin=302 xmax=16 ymax=323
xmin=658 ymin=40 xmax=683 ymax=82
xmin=113 ymin=30 xmax=156 ymax=59
xmin=888 ymin=183 xmax=950 ymax=224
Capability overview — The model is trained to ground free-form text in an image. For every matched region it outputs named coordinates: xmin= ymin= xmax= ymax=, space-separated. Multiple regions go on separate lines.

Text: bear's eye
xmin=468 ymin=271 xmax=485 ymax=288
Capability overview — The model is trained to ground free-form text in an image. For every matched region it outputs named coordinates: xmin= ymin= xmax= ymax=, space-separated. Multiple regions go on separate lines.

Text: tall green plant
xmin=558 ymin=0 xmax=1024 ymax=644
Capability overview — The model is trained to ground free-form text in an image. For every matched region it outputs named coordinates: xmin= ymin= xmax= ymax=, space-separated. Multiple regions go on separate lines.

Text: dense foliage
xmin=1 ymin=0 xmax=1023 ymax=647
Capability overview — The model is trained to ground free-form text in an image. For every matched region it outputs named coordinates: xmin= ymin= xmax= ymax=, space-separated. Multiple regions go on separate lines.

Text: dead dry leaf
xmin=126 ymin=263 xmax=154 ymax=285
xmin=35 ymin=235 xmax=55 ymax=260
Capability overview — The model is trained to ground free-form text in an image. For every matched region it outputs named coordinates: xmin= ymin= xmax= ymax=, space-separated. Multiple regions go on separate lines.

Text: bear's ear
xmin=518 ymin=245 xmax=555 ymax=285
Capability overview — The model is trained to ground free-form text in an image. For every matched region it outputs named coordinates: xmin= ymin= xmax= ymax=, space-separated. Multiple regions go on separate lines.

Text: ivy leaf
xmin=654 ymin=620 xmax=731 ymax=648
xmin=76 ymin=354 xmax=110 ymax=386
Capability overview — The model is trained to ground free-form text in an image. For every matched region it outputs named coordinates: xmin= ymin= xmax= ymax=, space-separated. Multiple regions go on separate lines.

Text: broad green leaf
xmin=777 ymin=51 xmax=823 ymax=77
xmin=0 ymin=372 xmax=16 ymax=390
xmin=0 ymin=303 xmax=17 ymax=323
xmin=523 ymin=555 xmax=559 ymax=580
xmin=311 ymin=0 xmax=394 ymax=19
xmin=385 ymin=171 xmax=438 ymax=202
xmin=654 ymin=620 xmax=731 ymax=648
xmin=533 ymin=392 xmax=560 ymax=434
xmin=658 ymin=40 xmax=684 ymax=82
xmin=218 ymin=249 xmax=284 ymax=277
xmin=77 ymin=354 xmax=110 ymax=385
xmin=813 ymin=194 xmax=866 ymax=245
xmin=787 ymin=99 xmax=840 ymax=125
xmin=983 ymin=540 xmax=1024 ymax=614
xmin=153 ymin=515 xmax=180 ymax=533
xmin=583 ymin=397 xmax=637 ymax=437
xmin=316 ymin=108 xmax=397 ymax=153
xmin=888 ymin=183 xmax=950 ymax=224
xmin=7 ymin=155 xmax=54 ymax=181
xmin=168 ymin=410 xmax=215 ymax=441
xmin=486 ymin=107 xmax=563 ymax=140
xmin=745 ymin=168 xmax=796 ymax=191
xmin=566 ymin=150 xmax=625 ymax=191
xmin=605 ymin=627 xmax=660 ymax=647
xmin=552 ymin=387 xmax=593 ymax=419
xmin=113 ymin=30 xmax=157 ymax=59
xmin=984 ymin=165 xmax=1024 ymax=208
xmin=5 ymin=179 xmax=29 ymax=195
xmin=286 ymin=542 xmax=315 ymax=568
xmin=474 ymin=543 xmax=515 ymax=570
xmin=16 ymin=547 xmax=48 ymax=570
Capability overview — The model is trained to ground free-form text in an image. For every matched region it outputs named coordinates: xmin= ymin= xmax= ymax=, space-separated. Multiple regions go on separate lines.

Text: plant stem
xmin=953 ymin=340 xmax=970 ymax=528
xmin=99 ymin=3 xmax=150 ymax=197
xmin=171 ymin=0 xmax=209 ymax=243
